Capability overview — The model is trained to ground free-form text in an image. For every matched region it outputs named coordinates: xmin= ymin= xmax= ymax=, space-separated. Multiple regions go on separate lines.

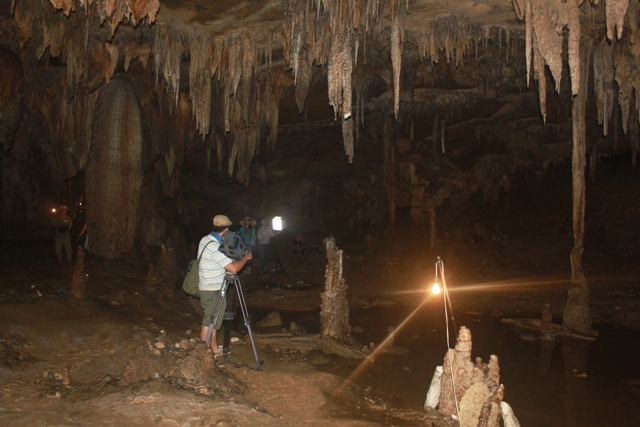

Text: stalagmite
xmin=424 ymin=365 xmax=443 ymax=409
xmin=439 ymin=327 xmax=475 ymax=416
xmin=342 ymin=116 xmax=355 ymax=163
xmin=500 ymin=401 xmax=521 ymax=427
xmin=86 ymin=75 xmax=143 ymax=258
xmin=429 ymin=326 xmax=512 ymax=426
xmin=320 ymin=240 xmax=350 ymax=342
xmin=70 ymin=246 xmax=86 ymax=300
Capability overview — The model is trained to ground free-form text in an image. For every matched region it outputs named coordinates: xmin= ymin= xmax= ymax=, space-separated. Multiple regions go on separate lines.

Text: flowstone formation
xmin=425 ymin=326 xmax=520 ymax=427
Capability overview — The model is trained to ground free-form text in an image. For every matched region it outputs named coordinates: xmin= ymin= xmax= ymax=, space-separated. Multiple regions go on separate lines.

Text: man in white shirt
xmin=198 ymin=214 xmax=252 ymax=354
xmin=255 ymin=216 xmax=277 ymax=273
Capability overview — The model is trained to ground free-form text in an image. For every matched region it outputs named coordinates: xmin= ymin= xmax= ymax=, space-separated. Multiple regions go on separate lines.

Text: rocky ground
xmin=0 ymin=158 xmax=639 ymax=426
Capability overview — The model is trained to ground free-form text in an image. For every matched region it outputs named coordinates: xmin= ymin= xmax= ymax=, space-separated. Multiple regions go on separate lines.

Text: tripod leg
xmin=234 ymin=277 xmax=263 ymax=370
xmin=259 ymin=257 xmax=276 ymax=277
xmin=222 ymin=285 xmax=236 ymax=353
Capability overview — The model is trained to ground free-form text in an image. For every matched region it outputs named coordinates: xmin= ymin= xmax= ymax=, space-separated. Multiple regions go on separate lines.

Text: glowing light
xmin=51 ymin=208 xmax=56 ymax=213
xmin=431 ymin=282 xmax=441 ymax=295
xmin=272 ymin=216 xmax=283 ymax=231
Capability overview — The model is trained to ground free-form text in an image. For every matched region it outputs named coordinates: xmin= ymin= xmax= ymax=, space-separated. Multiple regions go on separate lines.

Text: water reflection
xmin=562 ymin=340 xmax=590 ymax=427
xmin=338 ymin=306 xmax=640 ymax=427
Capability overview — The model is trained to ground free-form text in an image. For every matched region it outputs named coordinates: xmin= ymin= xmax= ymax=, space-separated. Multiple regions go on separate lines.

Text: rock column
xmin=320 ymin=240 xmax=350 ymax=342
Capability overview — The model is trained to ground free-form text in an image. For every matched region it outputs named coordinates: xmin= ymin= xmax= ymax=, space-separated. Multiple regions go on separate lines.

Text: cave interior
xmin=1 ymin=0 xmax=640 ymax=424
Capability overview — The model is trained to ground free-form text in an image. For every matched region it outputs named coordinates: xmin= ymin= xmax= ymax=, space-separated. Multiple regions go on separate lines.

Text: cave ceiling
xmin=0 ymin=0 xmax=638 ymax=230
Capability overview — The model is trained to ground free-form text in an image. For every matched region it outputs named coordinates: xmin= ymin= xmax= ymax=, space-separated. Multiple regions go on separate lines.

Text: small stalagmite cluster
xmin=425 ymin=326 xmax=520 ymax=427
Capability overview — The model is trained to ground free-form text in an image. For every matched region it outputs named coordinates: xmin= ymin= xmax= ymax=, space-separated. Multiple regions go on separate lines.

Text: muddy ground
xmin=1 ymin=159 xmax=639 ymax=426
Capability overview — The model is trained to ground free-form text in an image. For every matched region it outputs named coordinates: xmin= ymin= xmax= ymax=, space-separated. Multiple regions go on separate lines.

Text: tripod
xmin=259 ymin=235 xmax=290 ymax=278
xmin=204 ymin=273 xmax=263 ymax=370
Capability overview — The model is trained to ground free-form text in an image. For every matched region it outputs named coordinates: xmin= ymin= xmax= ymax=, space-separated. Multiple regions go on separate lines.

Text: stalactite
xmin=240 ymin=31 xmax=256 ymax=126
xmin=92 ymin=0 xmax=160 ymax=35
xmin=530 ymin=2 xmax=564 ymax=93
xmin=123 ymin=42 xmax=151 ymax=71
xmin=605 ymin=0 xmax=630 ymax=40
xmin=614 ymin=44 xmax=633 ymax=133
xmin=391 ymin=9 xmax=403 ymax=120
xmin=525 ymin=0 xmax=532 ymax=86
xmin=153 ymin=27 xmax=184 ymax=108
xmin=189 ymin=35 xmax=214 ymax=139
xmin=533 ymin=44 xmax=547 ymax=123
xmin=327 ymin=29 xmax=353 ymax=122
xmin=48 ymin=0 xmax=74 ymax=16
xmin=295 ymin=46 xmax=313 ymax=114
xmin=593 ymin=38 xmax=615 ymax=135
xmin=283 ymin=0 xmax=387 ymax=161
xmin=408 ymin=15 xmax=482 ymax=67
xmin=515 ymin=0 xmax=581 ymax=103
xmin=224 ymin=34 xmax=243 ymax=133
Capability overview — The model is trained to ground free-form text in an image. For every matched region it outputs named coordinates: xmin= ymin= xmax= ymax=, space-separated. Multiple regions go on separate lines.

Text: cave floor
xmin=1 ymin=161 xmax=640 ymax=426
xmin=1 ymin=224 xmax=639 ymax=426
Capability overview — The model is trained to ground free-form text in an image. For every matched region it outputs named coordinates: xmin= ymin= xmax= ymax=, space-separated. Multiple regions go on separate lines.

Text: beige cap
xmin=60 ymin=205 xmax=69 ymax=211
xmin=213 ymin=214 xmax=232 ymax=227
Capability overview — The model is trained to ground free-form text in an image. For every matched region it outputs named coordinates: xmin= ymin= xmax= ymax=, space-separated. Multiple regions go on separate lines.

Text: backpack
xmin=182 ymin=240 xmax=214 ymax=298
xmin=221 ymin=231 xmax=246 ymax=260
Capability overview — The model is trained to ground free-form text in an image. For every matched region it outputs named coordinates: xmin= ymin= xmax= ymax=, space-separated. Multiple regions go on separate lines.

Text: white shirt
xmin=198 ymin=233 xmax=232 ymax=291
xmin=257 ymin=225 xmax=276 ymax=245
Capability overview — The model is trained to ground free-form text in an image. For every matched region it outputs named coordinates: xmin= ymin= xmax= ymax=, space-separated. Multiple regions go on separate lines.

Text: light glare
xmin=431 ymin=282 xmax=441 ymax=295
xmin=272 ymin=216 xmax=283 ymax=231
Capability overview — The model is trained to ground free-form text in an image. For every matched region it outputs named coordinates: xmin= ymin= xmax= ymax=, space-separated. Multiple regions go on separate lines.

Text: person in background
xmin=198 ymin=215 xmax=252 ymax=355
xmin=239 ymin=217 xmax=256 ymax=248
xmin=291 ymin=233 xmax=306 ymax=256
xmin=238 ymin=216 xmax=256 ymax=273
xmin=52 ymin=205 xmax=72 ymax=263
xmin=255 ymin=216 xmax=277 ymax=273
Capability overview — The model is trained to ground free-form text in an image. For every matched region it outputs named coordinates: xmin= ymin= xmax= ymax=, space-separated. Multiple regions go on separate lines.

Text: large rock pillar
xmin=86 ymin=75 xmax=144 ymax=258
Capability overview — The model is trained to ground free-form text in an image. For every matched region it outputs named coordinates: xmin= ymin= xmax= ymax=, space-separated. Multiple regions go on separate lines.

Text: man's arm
xmin=224 ymin=251 xmax=253 ymax=274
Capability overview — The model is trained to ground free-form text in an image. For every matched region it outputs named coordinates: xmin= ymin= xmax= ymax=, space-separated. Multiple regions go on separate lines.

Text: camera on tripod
xmin=220 ymin=231 xmax=247 ymax=260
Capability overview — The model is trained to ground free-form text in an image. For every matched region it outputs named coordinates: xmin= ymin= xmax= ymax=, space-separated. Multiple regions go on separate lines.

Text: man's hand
xmin=244 ymin=251 xmax=253 ymax=261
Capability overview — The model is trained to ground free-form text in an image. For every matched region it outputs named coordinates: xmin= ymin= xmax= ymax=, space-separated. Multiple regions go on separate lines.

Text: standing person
xmin=199 ymin=214 xmax=252 ymax=355
xmin=239 ymin=217 xmax=256 ymax=248
xmin=52 ymin=205 xmax=73 ymax=263
xmin=238 ymin=217 xmax=256 ymax=274
xmin=256 ymin=216 xmax=276 ymax=273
